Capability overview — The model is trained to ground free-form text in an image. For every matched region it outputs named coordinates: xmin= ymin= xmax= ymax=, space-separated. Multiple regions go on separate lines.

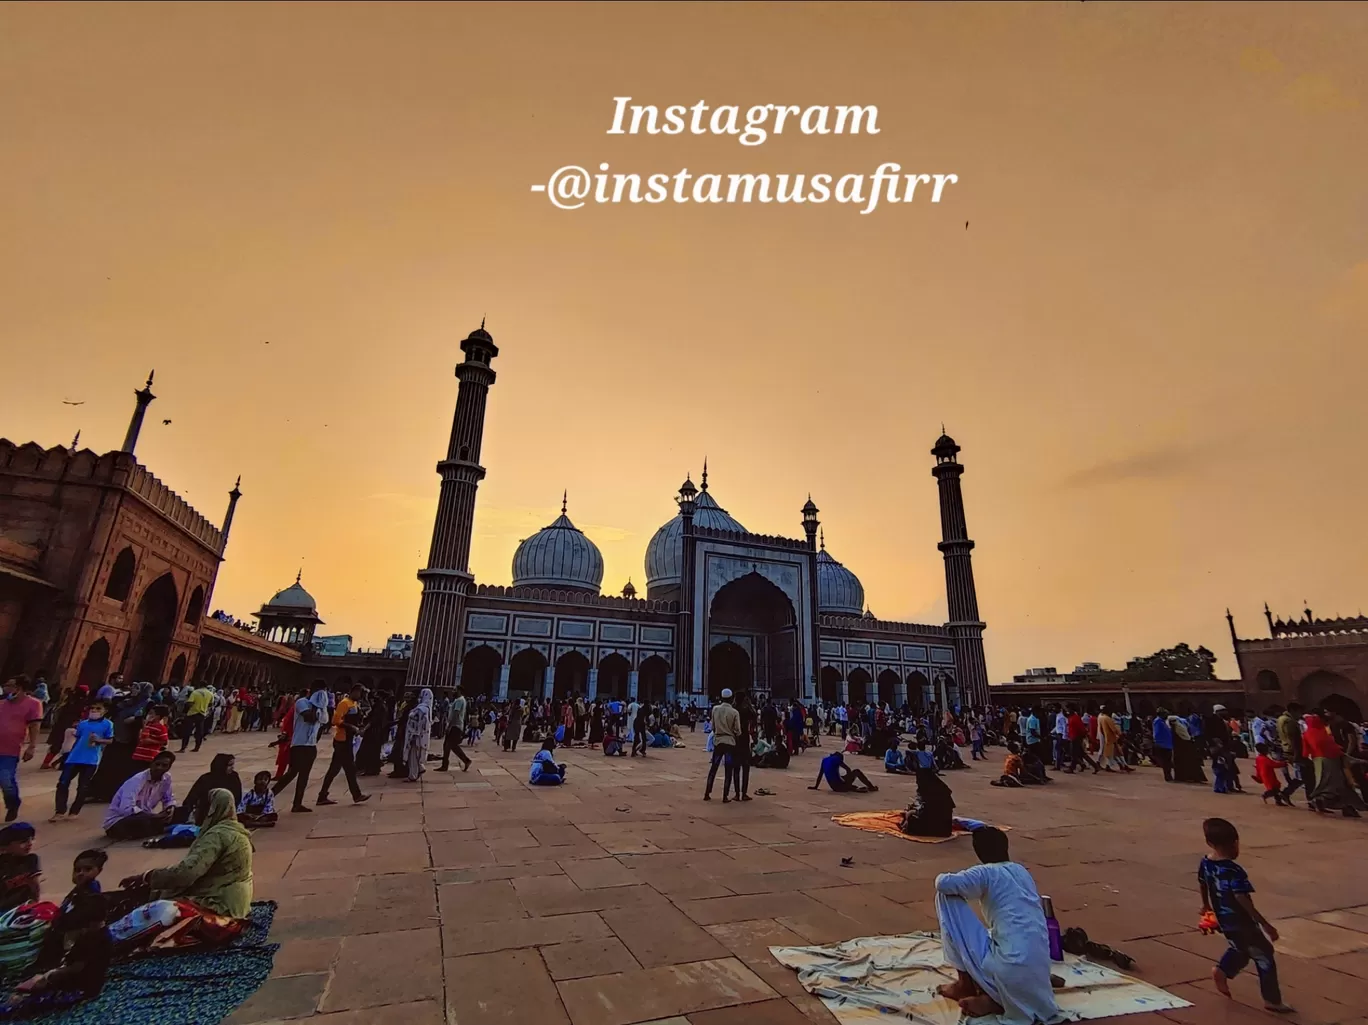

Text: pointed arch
xmin=183 ymin=584 xmax=205 ymax=625
xmin=104 ymin=546 xmax=136 ymax=602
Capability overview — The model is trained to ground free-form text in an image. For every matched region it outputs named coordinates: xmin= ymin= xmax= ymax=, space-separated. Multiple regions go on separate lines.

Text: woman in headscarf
xmin=356 ymin=688 xmax=393 ymax=776
xmin=1168 ymin=712 xmax=1207 ymax=784
xmin=388 ymin=696 xmax=412 ymax=778
xmin=175 ymin=752 xmax=243 ymax=825
xmin=403 ymin=689 xmax=434 ymax=782
xmin=1304 ymin=712 xmax=1364 ymax=817
xmin=902 ymin=767 xmax=957 ymax=838
xmin=109 ymin=789 xmax=254 ymax=949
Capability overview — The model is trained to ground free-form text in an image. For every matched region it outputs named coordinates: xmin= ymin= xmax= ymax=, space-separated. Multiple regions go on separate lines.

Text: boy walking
xmin=1197 ymin=817 xmax=1294 ymax=1014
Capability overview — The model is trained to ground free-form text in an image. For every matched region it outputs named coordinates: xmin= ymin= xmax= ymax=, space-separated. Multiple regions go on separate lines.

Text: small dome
xmin=512 ymin=501 xmax=603 ymax=592
xmin=621 ymin=579 xmax=637 ymax=599
xmin=816 ymin=539 xmax=865 ymax=616
xmin=267 ymin=573 xmax=317 ymax=611
xmin=645 ymin=482 xmax=746 ymax=592
xmin=932 ymin=431 xmax=960 ymax=460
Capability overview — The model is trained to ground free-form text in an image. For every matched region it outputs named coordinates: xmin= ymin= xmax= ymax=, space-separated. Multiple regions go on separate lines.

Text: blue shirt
xmin=65 ymin=718 xmax=113 ymax=766
xmin=1197 ymin=857 xmax=1255 ymax=935
xmin=821 ymin=753 xmax=844 ymax=787
xmin=1152 ymin=717 xmax=1174 ymax=749
xmin=884 ymin=749 xmax=903 ymax=771
xmin=1024 ymin=715 xmax=1041 ymax=744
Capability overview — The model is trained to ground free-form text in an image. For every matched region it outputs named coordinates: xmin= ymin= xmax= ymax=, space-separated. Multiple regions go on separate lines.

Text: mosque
xmin=408 ymin=323 xmax=992 ymax=710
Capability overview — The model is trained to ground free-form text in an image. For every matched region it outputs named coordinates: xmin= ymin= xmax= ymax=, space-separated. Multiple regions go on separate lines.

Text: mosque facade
xmin=408 ymin=324 xmax=992 ymax=709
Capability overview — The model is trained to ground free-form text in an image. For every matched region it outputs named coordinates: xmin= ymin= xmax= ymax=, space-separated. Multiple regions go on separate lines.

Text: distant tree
xmin=1097 ymin=643 xmax=1217 ymax=682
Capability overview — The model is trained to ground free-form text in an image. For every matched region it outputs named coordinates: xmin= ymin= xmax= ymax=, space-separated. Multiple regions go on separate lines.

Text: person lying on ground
xmin=935 ymin=827 xmax=1066 ymax=1024
xmin=810 ymin=751 xmax=877 ymax=793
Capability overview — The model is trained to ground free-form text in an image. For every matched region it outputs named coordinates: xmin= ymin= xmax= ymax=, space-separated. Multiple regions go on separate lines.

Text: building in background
xmin=405 ymin=323 xmax=992 ymax=709
xmin=1230 ymin=605 xmax=1367 ymax=721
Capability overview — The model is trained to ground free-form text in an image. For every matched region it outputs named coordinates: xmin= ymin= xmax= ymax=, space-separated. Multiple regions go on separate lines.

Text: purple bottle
xmin=1041 ymin=896 xmax=1064 ymax=961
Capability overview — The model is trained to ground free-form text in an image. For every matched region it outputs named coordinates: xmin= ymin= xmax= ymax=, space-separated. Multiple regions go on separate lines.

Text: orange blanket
xmin=831 ymin=810 xmax=1005 ymax=844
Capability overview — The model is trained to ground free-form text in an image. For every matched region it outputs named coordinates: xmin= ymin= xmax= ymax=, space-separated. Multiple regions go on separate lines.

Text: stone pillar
xmin=586 ymin=668 xmax=598 ymax=701
xmin=627 ymin=670 xmax=639 ymax=699
xmin=665 ymin=672 xmax=676 ymax=704
xmin=839 ymin=679 xmax=849 ymax=703
xmin=937 ymin=673 xmax=949 ymax=710
xmin=543 ymin=666 xmax=556 ymax=700
xmin=454 ymin=663 xmax=463 ymax=688
xmin=496 ymin=665 xmax=510 ymax=700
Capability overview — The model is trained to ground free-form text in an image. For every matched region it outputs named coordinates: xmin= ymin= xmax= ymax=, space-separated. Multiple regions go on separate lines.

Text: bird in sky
xmin=162 ymin=419 xmax=172 ymax=425
xmin=62 ymin=400 xmax=84 ymax=406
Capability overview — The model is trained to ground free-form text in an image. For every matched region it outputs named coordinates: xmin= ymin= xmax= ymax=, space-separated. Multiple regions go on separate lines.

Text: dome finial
xmin=481 ymin=315 xmax=486 ymax=330
xmin=819 ymin=528 xmax=826 ymax=551
xmin=701 ymin=457 xmax=709 ymax=491
xmin=70 ymin=429 xmax=81 ymax=451
xmin=561 ymin=489 xmax=567 ymax=515
xmin=295 ymin=568 xmax=302 ymax=585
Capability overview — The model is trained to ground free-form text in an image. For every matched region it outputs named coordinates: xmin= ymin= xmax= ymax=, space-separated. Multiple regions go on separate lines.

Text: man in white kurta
xmin=934 ymin=827 xmax=1064 ymax=1024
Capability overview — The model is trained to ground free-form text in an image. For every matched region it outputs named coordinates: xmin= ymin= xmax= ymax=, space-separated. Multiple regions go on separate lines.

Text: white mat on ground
xmin=769 ymin=932 xmax=1192 ymax=1024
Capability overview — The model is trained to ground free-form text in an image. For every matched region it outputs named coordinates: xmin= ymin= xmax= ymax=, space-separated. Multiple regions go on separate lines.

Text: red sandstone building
xmin=1229 ymin=606 xmax=1368 ymax=720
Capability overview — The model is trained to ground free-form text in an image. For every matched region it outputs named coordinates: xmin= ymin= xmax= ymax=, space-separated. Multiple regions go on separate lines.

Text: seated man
xmin=103 ymin=751 xmax=176 ymax=841
xmin=935 ymin=827 xmax=1065 ymax=1023
xmin=885 ymin=739 xmax=913 ymax=774
xmin=910 ymin=743 xmax=937 ymax=771
xmin=530 ymin=738 xmax=567 ymax=785
xmin=810 ymin=751 xmax=878 ymax=793
xmin=1020 ymin=748 xmax=1050 ymax=785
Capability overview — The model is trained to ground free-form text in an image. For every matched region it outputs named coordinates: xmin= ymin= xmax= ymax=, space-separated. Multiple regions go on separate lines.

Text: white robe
xmin=935 ymin=862 xmax=1064 ymax=1025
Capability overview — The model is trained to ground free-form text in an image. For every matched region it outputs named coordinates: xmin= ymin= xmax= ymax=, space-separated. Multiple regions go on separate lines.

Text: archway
xmin=508 ymin=648 xmax=547 ymax=697
xmin=1256 ymin=669 xmax=1281 ymax=692
xmin=461 ymin=645 xmax=502 ymax=698
xmin=126 ymin=572 xmax=179 ymax=683
xmin=847 ymin=667 xmax=872 ymax=706
xmin=820 ymin=666 xmax=842 ymax=704
xmin=596 ymin=653 xmax=631 ymax=700
xmin=104 ymin=547 xmax=136 ymax=602
xmin=555 ymin=651 xmax=591 ymax=700
xmin=76 ymin=638 xmax=111 ymax=690
xmin=183 ymin=585 xmax=205 ymax=625
xmin=1298 ymin=670 xmax=1361 ymax=719
xmin=638 ymin=655 xmax=669 ymax=703
xmin=168 ymin=653 xmax=187 ymax=685
xmin=907 ymin=670 xmax=932 ymax=712
xmin=941 ymin=674 xmax=960 ymax=710
xmin=877 ymin=669 xmax=900 ymax=708
xmin=708 ymin=572 xmax=799 ymax=698
xmin=708 ymin=641 xmax=751 ymax=699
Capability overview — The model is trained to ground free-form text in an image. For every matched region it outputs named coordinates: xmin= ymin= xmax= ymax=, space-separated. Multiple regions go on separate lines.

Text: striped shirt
xmin=132 ymin=720 xmax=169 ymax=763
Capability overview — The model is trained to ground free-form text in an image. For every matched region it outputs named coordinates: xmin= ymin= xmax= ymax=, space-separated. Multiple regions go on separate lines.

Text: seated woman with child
xmin=530 ymin=739 xmax=568 ymax=785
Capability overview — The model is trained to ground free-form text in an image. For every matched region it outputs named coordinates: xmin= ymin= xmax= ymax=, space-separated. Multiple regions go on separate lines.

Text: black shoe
xmin=291 ymin=805 xmax=312 ymax=813
xmin=353 ymin=794 xmax=371 ymax=804
xmin=3 ymin=808 xmax=15 ymax=823
xmin=317 ymin=797 xmax=338 ymax=806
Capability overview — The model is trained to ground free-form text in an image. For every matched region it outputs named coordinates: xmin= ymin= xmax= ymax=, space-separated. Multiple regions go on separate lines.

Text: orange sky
xmin=2 ymin=2 xmax=1365 ymax=681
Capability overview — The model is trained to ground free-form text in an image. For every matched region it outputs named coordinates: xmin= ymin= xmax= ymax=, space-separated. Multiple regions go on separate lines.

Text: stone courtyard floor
xmin=21 ymin=730 xmax=1368 ymax=1025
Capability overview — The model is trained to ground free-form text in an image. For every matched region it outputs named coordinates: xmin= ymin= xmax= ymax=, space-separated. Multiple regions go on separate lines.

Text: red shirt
xmin=1066 ymin=713 xmax=1085 ymax=741
xmin=1252 ymin=753 xmax=1286 ymax=791
xmin=0 ymin=695 xmax=44 ymax=757
xmin=132 ymin=720 xmax=169 ymax=763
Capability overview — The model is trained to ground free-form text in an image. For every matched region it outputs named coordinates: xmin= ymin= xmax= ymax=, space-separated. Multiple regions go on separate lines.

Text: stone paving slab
xmin=17 ymin=729 xmax=1368 ymax=1024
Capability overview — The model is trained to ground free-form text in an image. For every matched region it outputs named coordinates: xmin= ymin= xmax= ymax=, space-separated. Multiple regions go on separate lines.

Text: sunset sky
xmin=2 ymin=2 xmax=1365 ymax=681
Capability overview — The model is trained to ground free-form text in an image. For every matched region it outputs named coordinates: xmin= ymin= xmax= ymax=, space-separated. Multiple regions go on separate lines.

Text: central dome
xmin=816 ymin=538 xmax=865 ymax=616
xmin=644 ymin=476 xmax=746 ymax=593
xmin=512 ymin=500 xmax=604 ymax=593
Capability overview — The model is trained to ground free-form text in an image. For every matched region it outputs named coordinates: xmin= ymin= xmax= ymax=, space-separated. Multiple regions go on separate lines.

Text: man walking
xmin=273 ymin=682 xmax=326 ymax=813
xmin=317 ymin=684 xmax=370 ymax=805
xmin=704 ymin=689 xmax=741 ymax=802
xmin=179 ymin=681 xmax=214 ymax=752
xmin=0 ymin=676 xmax=44 ymax=822
xmin=439 ymin=687 xmax=472 ymax=771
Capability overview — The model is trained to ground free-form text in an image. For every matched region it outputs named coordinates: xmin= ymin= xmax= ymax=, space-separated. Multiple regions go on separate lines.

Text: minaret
xmin=674 ymin=475 xmax=698 ymax=702
xmin=408 ymin=321 xmax=499 ymax=693
xmin=932 ymin=430 xmax=989 ymax=708
xmin=801 ymin=496 xmax=821 ymax=702
xmin=220 ymin=476 xmax=242 ymax=554
xmin=120 ymin=371 xmax=156 ymax=455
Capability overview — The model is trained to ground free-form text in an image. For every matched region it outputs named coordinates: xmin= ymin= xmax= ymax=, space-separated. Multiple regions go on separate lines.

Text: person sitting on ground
xmin=175 ymin=752 xmax=243 ymax=826
xmin=935 ymin=827 xmax=1065 ymax=1024
xmin=990 ymin=743 xmax=1025 ymax=788
xmin=810 ymin=751 xmax=878 ymax=793
xmin=755 ymin=735 xmax=790 ymax=770
xmin=903 ymin=767 xmax=956 ymax=837
xmin=110 ymin=789 xmax=253 ymax=950
xmin=0 ymin=825 xmax=39 ymax=913
xmin=1020 ymin=746 xmax=1050 ymax=784
xmin=530 ymin=738 xmax=567 ymax=786
xmin=909 ymin=741 xmax=937 ymax=771
xmin=0 ymin=892 xmax=110 ymax=1017
xmin=885 ymin=738 xmax=913 ymax=774
xmin=237 ymin=772 xmax=278 ymax=828
xmin=602 ymin=723 xmax=625 ymax=757
xmin=103 ymin=751 xmax=176 ymax=841
xmin=936 ymin=734 xmax=968 ymax=771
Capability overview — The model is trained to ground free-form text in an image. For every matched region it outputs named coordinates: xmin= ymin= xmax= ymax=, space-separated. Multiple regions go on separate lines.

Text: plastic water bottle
xmin=1041 ymin=896 xmax=1064 ymax=961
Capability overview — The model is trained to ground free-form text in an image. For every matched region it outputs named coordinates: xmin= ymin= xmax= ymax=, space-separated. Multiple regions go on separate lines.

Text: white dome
xmin=644 ymin=485 xmax=746 ymax=592
xmin=512 ymin=505 xmax=604 ymax=592
xmin=816 ymin=544 xmax=865 ymax=616
xmin=267 ymin=575 xmax=317 ymax=611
